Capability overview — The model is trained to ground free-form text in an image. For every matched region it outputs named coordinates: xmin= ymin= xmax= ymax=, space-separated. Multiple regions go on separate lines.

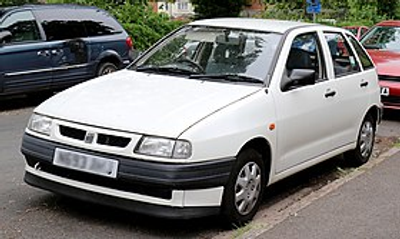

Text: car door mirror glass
xmin=282 ymin=68 xmax=315 ymax=91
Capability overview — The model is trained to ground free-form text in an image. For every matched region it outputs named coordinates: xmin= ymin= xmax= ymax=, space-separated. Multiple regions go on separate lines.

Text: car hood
xmin=36 ymin=70 xmax=261 ymax=138
xmin=367 ymin=50 xmax=400 ymax=77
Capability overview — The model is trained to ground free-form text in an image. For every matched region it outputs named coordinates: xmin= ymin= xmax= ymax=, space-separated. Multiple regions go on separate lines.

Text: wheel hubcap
xmin=102 ymin=66 xmax=116 ymax=75
xmin=234 ymin=162 xmax=262 ymax=215
xmin=359 ymin=121 xmax=374 ymax=158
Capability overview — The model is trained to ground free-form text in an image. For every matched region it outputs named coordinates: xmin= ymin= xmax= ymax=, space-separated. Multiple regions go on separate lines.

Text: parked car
xmin=343 ymin=25 xmax=369 ymax=39
xmin=0 ymin=4 xmax=133 ymax=97
xmin=361 ymin=20 xmax=400 ymax=110
xmin=21 ymin=18 xmax=382 ymax=225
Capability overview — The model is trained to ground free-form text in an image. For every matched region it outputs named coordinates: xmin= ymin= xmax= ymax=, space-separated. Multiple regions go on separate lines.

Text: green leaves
xmin=191 ymin=0 xmax=248 ymax=19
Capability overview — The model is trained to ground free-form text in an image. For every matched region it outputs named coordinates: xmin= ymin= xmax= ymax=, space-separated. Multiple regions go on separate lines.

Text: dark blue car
xmin=0 ymin=4 xmax=134 ymax=97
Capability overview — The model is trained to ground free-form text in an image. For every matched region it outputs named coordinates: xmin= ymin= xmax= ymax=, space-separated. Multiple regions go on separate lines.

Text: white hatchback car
xmin=21 ymin=18 xmax=382 ymax=225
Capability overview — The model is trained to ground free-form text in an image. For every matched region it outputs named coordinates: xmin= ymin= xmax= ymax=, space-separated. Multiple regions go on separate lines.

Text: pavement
xmin=256 ymin=149 xmax=400 ymax=239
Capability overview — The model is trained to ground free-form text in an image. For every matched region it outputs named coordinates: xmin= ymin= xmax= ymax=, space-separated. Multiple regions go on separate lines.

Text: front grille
xmin=379 ymin=75 xmax=400 ymax=82
xmin=58 ymin=125 xmax=131 ymax=148
xmin=97 ymin=134 xmax=130 ymax=147
xmin=26 ymin=157 xmax=172 ymax=200
xmin=381 ymin=95 xmax=400 ymax=105
xmin=59 ymin=125 xmax=86 ymax=140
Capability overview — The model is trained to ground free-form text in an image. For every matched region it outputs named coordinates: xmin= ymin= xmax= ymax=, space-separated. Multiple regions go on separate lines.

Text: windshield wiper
xmin=135 ymin=65 xmax=196 ymax=75
xmin=190 ymin=73 xmax=264 ymax=84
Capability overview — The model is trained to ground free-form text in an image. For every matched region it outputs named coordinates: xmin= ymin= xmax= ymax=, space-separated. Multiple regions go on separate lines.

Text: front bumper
xmin=21 ymin=133 xmax=235 ymax=219
xmin=379 ymin=79 xmax=400 ymax=110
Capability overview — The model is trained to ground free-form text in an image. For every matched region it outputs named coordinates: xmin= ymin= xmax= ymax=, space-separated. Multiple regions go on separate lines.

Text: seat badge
xmin=84 ymin=132 xmax=95 ymax=144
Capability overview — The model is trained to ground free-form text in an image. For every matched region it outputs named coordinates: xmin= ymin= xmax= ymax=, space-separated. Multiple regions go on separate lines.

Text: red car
xmin=344 ymin=26 xmax=369 ymax=39
xmin=361 ymin=21 xmax=400 ymax=110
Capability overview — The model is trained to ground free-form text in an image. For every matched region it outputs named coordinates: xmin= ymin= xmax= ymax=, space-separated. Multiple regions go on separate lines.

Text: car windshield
xmin=346 ymin=28 xmax=357 ymax=35
xmin=361 ymin=26 xmax=400 ymax=51
xmin=130 ymin=25 xmax=282 ymax=84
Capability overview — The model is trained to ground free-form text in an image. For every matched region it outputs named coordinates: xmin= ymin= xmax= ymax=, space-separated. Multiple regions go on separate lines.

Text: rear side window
xmin=347 ymin=34 xmax=374 ymax=70
xmin=36 ymin=8 xmax=123 ymax=41
xmin=323 ymin=32 xmax=361 ymax=77
xmin=1 ymin=10 xmax=41 ymax=43
xmin=37 ymin=9 xmax=87 ymax=40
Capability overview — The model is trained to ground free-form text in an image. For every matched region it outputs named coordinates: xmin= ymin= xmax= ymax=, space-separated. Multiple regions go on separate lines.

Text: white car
xmin=21 ymin=18 xmax=382 ymax=225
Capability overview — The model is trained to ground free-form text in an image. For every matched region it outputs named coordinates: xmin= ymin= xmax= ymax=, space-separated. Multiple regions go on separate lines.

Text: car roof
xmin=1 ymin=4 xmax=100 ymax=14
xmin=376 ymin=20 xmax=400 ymax=27
xmin=188 ymin=18 xmax=318 ymax=34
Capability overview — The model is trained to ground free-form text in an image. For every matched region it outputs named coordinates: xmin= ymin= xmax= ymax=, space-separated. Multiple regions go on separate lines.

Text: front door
xmin=274 ymin=31 xmax=339 ymax=173
xmin=0 ymin=10 xmax=51 ymax=94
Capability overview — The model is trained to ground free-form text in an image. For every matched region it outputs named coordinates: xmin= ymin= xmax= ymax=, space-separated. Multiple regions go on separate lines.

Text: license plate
xmin=381 ymin=87 xmax=390 ymax=96
xmin=53 ymin=148 xmax=118 ymax=178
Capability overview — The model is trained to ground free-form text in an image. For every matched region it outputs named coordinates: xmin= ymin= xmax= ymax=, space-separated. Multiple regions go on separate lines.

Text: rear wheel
xmin=222 ymin=148 xmax=265 ymax=227
xmin=96 ymin=62 xmax=118 ymax=76
xmin=344 ymin=114 xmax=375 ymax=166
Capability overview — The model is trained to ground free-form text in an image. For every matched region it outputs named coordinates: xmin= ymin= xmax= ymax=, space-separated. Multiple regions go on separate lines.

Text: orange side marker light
xmin=269 ymin=123 xmax=276 ymax=131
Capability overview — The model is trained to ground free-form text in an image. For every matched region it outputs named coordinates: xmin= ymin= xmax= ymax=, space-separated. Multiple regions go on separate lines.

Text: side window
xmin=282 ymin=32 xmax=325 ymax=91
xmin=1 ymin=11 xmax=41 ymax=43
xmin=347 ymin=34 xmax=374 ymax=70
xmin=323 ymin=32 xmax=361 ymax=77
xmin=83 ymin=10 xmax=123 ymax=37
xmin=37 ymin=9 xmax=87 ymax=41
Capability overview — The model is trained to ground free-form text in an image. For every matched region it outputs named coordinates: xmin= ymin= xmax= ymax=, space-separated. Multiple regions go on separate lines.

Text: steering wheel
xmin=176 ymin=58 xmax=205 ymax=73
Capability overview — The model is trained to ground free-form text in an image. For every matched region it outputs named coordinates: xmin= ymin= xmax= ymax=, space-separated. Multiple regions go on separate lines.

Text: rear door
xmin=321 ymin=32 xmax=370 ymax=149
xmin=35 ymin=8 xmax=91 ymax=89
xmin=0 ymin=10 xmax=51 ymax=94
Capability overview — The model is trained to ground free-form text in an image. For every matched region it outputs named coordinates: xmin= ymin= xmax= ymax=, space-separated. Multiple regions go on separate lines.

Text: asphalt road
xmin=0 ymin=97 xmax=399 ymax=239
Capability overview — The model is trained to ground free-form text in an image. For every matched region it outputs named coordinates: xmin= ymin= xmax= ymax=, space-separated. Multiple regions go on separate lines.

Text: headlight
xmin=27 ymin=114 xmax=53 ymax=136
xmin=135 ymin=136 xmax=192 ymax=159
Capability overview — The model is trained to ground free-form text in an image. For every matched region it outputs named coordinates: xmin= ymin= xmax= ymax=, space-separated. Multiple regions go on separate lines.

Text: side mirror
xmin=0 ymin=30 xmax=12 ymax=45
xmin=282 ymin=69 xmax=315 ymax=91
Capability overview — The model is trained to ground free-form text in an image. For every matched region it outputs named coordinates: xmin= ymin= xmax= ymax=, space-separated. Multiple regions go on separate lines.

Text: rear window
xmin=36 ymin=8 xmax=123 ymax=41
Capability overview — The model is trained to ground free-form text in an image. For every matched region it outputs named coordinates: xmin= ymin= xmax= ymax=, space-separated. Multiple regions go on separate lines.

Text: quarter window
xmin=347 ymin=34 xmax=374 ymax=70
xmin=1 ymin=11 xmax=41 ymax=43
xmin=323 ymin=32 xmax=361 ymax=77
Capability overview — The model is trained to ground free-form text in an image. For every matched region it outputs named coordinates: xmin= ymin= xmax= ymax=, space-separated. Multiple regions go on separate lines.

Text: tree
xmin=191 ymin=0 xmax=248 ymax=19
xmin=377 ymin=0 xmax=398 ymax=19
xmin=0 ymin=0 xmax=38 ymax=7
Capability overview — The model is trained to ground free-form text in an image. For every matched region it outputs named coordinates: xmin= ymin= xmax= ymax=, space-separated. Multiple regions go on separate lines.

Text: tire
xmin=222 ymin=148 xmax=265 ymax=227
xmin=344 ymin=114 xmax=376 ymax=166
xmin=96 ymin=62 xmax=118 ymax=76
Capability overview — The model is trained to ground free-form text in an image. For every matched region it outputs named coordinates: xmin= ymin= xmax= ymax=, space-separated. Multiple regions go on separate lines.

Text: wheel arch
xmin=364 ymin=105 xmax=382 ymax=129
xmin=238 ymin=137 xmax=272 ymax=185
xmin=95 ymin=50 xmax=124 ymax=72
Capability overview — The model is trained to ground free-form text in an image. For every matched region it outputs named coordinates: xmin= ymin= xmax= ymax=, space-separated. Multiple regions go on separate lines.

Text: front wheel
xmin=222 ymin=148 xmax=265 ymax=226
xmin=344 ymin=114 xmax=375 ymax=166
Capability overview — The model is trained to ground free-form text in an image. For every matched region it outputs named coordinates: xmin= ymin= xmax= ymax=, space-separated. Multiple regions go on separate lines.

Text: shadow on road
xmin=383 ymin=109 xmax=400 ymax=122
xmin=0 ymin=94 xmax=51 ymax=112
xmin=22 ymin=156 xmax=357 ymax=238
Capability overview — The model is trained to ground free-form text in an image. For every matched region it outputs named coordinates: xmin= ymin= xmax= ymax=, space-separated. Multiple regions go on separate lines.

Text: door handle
xmin=325 ymin=90 xmax=336 ymax=98
xmin=51 ymin=49 xmax=64 ymax=55
xmin=360 ymin=81 xmax=369 ymax=87
xmin=37 ymin=50 xmax=50 ymax=57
